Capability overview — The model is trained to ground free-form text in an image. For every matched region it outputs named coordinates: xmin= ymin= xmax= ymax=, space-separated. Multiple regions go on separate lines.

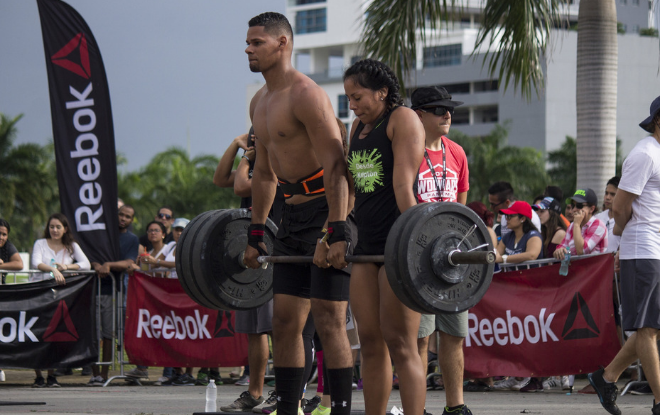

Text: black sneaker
xmin=652 ymin=400 xmax=660 ymax=415
xmin=253 ymin=390 xmax=278 ymax=414
xmin=32 ymin=376 xmax=45 ymax=388
xmin=441 ymin=405 xmax=472 ymax=415
xmin=630 ymin=383 xmax=653 ymax=395
xmin=588 ymin=366 xmax=621 ymax=415
xmin=220 ymin=390 xmax=265 ymax=412
xmin=46 ymin=375 xmax=61 ymax=388
xmin=161 ymin=374 xmax=181 ymax=386
xmin=172 ymin=373 xmax=196 ymax=386
xmin=209 ymin=370 xmax=224 ymax=385
xmin=303 ymin=395 xmax=321 ymax=414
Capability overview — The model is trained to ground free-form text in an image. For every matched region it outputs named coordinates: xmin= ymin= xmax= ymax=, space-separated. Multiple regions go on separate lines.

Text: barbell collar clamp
xmin=447 ymin=250 xmax=496 ymax=266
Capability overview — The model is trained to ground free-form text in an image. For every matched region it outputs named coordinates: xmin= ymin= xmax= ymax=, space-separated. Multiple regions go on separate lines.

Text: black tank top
xmin=347 ymin=107 xmax=400 ymax=253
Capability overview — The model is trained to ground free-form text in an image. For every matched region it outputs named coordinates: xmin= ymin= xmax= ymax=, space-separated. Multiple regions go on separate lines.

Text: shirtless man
xmin=242 ymin=12 xmax=353 ymax=415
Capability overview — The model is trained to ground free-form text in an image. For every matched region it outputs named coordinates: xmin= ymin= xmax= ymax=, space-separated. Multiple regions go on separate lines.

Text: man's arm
xmin=92 ymin=260 xmax=135 ymax=277
xmin=213 ymin=133 xmax=250 ymax=188
xmin=0 ymin=253 xmax=23 ymax=271
xmin=457 ymin=192 xmax=467 ymax=205
xmin=294 ymin=85 xmax=348 ymax=223
xmin=612 ymin=189 xmax=637 ymax=236
xmin=234 ymin=149 xmax=255 ymax=198
xmin=390 ymin=108 xmax=425 ymax=213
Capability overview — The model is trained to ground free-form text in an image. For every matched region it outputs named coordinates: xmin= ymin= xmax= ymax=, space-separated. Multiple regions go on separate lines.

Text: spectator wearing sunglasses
xmin=553 ymin=188 xmax=608 ymax=260
xmin=495 ymin=201 xmax=543 ymax=265
xmin=488 ymin=181 xmax=542 ymax=241
xmin=138 ymin=206 xmax=175 ymax=252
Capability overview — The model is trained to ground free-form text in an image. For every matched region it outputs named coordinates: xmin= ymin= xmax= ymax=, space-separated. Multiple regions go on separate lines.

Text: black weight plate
xmin=191 ymin=209 xmax=277 ymax=311
xmin=177 ymin=210 xmax=230 ymax=309
xmin=398 ymin=202 xmax=494 ymax=314
xmin=385 ymin=203 xmax=432 ymax=313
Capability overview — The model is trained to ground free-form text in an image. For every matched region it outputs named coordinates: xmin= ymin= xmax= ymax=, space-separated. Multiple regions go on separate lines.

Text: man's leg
xmin=603 ymin=332 xmax=639 ymax=382
xmin=311 ymin=299 xmax=353 ymax=415
xmin=272 ymin=293 xmax=311 ymax=415
xmin=439 ymin=331 xmax=465 ymax=408
xmin=635 ymin=328 xmax=660 ymax=403
xmin=247 ymin=333 xmax=269 ymax=399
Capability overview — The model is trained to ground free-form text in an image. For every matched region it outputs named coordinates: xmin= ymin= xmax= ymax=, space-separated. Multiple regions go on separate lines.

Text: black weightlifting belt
xmin=278 ymin=168 xmax=325 ymax=199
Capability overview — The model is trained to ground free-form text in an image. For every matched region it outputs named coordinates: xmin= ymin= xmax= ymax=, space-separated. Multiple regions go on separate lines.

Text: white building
xmin=248 ymin=0 xmax=660 ymax=157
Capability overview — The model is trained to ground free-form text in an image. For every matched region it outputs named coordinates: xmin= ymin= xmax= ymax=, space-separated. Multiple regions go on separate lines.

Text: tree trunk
xmin=576 ymin=0 xmax=617 ymax=206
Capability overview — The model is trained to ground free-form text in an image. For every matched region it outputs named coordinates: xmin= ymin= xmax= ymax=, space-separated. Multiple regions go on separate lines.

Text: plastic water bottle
xmin=49 ymin=258 xmax=57 ymax=279
xmin=205 ymin=379 xmax=217 ymax=412
xmin=559 ymin=251 xmax=571 ymax=276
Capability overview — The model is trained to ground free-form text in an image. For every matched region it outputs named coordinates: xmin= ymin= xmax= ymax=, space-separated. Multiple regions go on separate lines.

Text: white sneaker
xmin=0 ymin=370 xmax=5 ymax=382
xmin=154 ymin=376 xmax=170 ymax=386
xmin=512 ymin=377 xmax=531 ymax=391
xmin=561 ymin=375 xmax=571 ymax=390
xmin=126 ymin=368 xmax=149 ymax=378
xmin=235 ymin=374 xmax=250 ymax=386
xmin=86 ymin=375 xmax=104 ymax=387
xmin=542 ymin=377 xmax=561 ymax=391
xmin=492 ymin=377 xmax=520 ymax=390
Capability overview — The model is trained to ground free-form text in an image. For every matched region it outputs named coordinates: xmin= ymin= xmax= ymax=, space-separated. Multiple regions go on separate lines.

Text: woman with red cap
xmin=495 ymin=200 xmax=543 ymax=265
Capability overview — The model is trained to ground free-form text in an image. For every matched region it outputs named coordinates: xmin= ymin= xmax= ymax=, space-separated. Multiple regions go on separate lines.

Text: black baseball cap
xmin=570 ymin=188 xmax=598 ymax=206
xmin=411 ymin=86 xmax=463 ymax=110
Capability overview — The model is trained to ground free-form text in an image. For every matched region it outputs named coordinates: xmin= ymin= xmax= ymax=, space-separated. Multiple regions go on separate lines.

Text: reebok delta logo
xmin=43 ymin=300 xmax=79 ymax=342
xmin=562 ymin=292 xmax=600 ymax=340
xmin=51 ymin=33 xmax=91 ymax=79
xmin=214 ymin=311 xmax=235 ymax=338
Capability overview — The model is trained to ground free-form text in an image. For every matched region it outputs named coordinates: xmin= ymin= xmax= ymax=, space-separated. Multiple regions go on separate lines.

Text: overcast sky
xmin=0 ymin=0 xmax=285 ymax=171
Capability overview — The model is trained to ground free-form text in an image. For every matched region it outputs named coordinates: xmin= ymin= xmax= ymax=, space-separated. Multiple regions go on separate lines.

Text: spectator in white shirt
xmin=594 ymin=176 xmax=621 ymax=253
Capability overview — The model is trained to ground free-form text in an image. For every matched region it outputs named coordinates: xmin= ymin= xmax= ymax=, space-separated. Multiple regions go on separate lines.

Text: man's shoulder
xmin=121 ymin=231 xmax=139 ymax=243
xmin=290 ymin=73 xmax=327 ymax=101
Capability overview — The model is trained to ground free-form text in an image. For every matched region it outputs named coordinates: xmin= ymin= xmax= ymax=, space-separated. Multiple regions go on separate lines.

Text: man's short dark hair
xmin=488 ymin=181 xmax=514 ymax=203
xmin=544 ymin=185 xmax=563 ymax=202
xmin=607 ymin=176 xmax=621 ymax=188
xmin=158 ymin=206 xmax=174 ymax=216
xmin=120 ymin=204 xmax=135 ymax=217
xmin=249 ymin=12 xmax=293 ymax=42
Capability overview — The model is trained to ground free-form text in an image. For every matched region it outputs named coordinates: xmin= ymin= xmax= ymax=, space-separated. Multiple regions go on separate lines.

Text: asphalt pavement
xmin=0 ymin=369 xmax=656 ymax=415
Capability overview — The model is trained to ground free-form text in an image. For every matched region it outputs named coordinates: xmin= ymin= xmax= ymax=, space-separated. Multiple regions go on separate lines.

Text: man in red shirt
xmin=411 ymin=86 xmax=471 ymax=415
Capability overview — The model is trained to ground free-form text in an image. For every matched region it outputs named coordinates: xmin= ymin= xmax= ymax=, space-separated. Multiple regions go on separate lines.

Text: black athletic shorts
xmin=272 ymin=197 xmax=351 ymax=302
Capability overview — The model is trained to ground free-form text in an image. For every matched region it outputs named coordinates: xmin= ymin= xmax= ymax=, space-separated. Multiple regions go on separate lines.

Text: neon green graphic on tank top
xmin=348 ymin=148 xmax=384 ymax=193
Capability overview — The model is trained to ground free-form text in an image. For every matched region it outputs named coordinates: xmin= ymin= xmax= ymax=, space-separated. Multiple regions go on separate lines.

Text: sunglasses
xmin=505 ymin=214 xmax=519 ymax=220
xmin=157 ymin=213 xmax=172 ymax=220
xmin=569 ymin=203 xmax=585 ymax=210
xmin=490 ymin=200 xmax=506 ymax=208
xmin=420 ymin=106 xmax=454 ymax=117
xmin=147 ymin=229 xmax=162 ymax=234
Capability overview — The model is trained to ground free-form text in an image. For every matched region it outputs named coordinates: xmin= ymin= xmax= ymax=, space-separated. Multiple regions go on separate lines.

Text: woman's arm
xmin=0 ymin=252 xmax=23 ymax=270
xmin=69 ymin=243 xmax=91 ymax=270
xmin=389 ymin=108 xmax=425 ymax=213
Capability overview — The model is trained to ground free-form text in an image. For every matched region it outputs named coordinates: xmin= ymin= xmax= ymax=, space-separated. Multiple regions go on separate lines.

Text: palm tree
xmin=360 ymin=0 xmax=617 ymax=203
xmin=119 ymin=147 xmax=239 ymax=234
xmin=0 ymin=113 xmax=57 ymax=250
xmin=449 ymin=123 xmax=548 ymax=203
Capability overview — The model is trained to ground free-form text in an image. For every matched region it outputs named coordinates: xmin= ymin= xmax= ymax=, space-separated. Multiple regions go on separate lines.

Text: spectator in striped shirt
xmin=553 ymin=188 xmax=608 ymax=260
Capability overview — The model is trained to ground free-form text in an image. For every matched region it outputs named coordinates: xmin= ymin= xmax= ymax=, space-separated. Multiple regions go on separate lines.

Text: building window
xmin=452 ymin=108 xmax=470 ymax=125
xmin=477 ymin=106 xmax=498 ymax=123
xmin=473 ymin=80 xmax=498 ymax=92
xmin=423 ymin=44 xmax=462 ymax=67
xmin=351 ymin=55 xmax=363 ymax=65
xmin=633 ymin=0 xmax=640 ymax=4
xmin=295 ymin=8 xmax=327 ymax=34
xmin=296 ymin=0 xmax=325 ymax=4
xmin=443 ymin=83 xmax=470 ymax=94
xmin=338 ymin=95 xmax=349 ymax=118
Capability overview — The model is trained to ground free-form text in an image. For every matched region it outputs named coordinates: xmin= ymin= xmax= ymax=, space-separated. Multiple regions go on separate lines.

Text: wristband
xmin=327 ymin=221 xmax=347 ymax=245
xmin=247 ymin=224 xmax=268 ymax=256
xmin=242 ymin=155 xmax=251 ymax=162
xmin=502 ymin=255 xmax=508 ymax=264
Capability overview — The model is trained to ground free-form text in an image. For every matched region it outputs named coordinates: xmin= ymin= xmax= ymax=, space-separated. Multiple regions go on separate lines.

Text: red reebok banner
xmin=0 ymin=274 xmax=97 ymax=369
xmin=125 ymin=272 xmax=249 ymax=367
xmin=464 ymin=254 xmax=619 ymax=378
xmin=37 ymin=0 xmax=120 ymax=264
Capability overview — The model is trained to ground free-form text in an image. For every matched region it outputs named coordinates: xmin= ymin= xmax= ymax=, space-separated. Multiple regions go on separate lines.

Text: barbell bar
xmin=176 ymin=202 xmax=495 ymax=314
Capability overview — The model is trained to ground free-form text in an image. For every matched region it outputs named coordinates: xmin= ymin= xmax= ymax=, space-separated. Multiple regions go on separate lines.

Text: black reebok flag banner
xmin=37 ymin=0 xmax=119 ymax=264
xmin=0 ymin=274 xmax=98 ymax=369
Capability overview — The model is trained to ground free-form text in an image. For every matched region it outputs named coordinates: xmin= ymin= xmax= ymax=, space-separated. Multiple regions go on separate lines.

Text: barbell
xmin=176 ymin=202 xmax=495 ymax=314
